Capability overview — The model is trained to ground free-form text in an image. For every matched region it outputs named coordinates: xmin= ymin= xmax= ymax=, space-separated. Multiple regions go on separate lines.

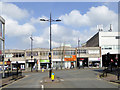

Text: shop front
xmin=52 ymin=59 xmax=64 ymax=69
xmin=77 ymin=58 xmax=88 ymax=68
xmin=40 ymin=60 xmax=49 ymax=69
xmin=89 ymin=58 xmax=100 ymax=68
xmin=11 ymin=61 xmax=25 ymax=70
xmin=64 ymin=55 xmax=76 ymax=69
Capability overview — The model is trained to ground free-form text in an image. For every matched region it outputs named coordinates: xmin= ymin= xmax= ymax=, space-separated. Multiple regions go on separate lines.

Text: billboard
xmin=64 ymin=55 xmax=76 ymax=61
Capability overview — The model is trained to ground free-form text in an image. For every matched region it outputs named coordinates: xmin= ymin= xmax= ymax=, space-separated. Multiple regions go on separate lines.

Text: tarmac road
xmin=1 ymin=68 xmax=119 ymax=89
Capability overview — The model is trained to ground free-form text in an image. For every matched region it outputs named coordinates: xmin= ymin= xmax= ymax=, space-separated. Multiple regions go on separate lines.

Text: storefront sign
xmin=80 ymin=58 xmax=84 ymax=61
xmin=40 ymin=60 xmax=49 ymax=63
xmin=64 ymin=55 xmax=76 ymax=61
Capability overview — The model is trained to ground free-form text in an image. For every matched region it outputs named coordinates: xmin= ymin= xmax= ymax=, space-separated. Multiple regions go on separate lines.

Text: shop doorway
xmin=77 ymin=58 xmax=88 ymax=67
xmin=40 ymin=63 xmax=49 ymax=69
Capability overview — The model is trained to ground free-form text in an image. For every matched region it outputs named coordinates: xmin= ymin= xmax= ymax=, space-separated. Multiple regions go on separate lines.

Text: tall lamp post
xmin=30 ymin=35 xmax=33 ymax=72
xmin=78 ymin=38 xmax=80 ymax=69
xmin=40 ymin=13 xmax=61 ymax=78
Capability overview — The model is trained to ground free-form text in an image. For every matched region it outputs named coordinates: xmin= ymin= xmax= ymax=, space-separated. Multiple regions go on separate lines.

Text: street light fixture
xmin=40 ymin=13 xmax=61 ymax=78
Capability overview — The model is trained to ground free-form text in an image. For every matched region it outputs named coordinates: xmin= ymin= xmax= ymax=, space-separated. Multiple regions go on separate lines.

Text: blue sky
xmin=0 ymin=2 xmax=118 ymax=49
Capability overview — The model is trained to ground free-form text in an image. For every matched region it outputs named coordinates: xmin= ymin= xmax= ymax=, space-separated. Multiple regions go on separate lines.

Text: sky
xmin=0 ymin=2 xmax=118 ymax=49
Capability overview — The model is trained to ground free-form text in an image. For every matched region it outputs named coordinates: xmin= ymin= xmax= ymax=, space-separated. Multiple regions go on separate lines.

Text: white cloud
xmin=60 ymin=6 xmax=118 ymax=31
xmin=0 ymin=2 xmax=29 ymax=20
xmin=0 ymin=2 xmax=36 ymax=38
xmin=24 ymin=24 xmax=93 ymax=48
xmin=60 ymin=10 xmax=90 ymax=27
xmin=4 ymin=15 xmax=36 ymax=37
xmin=86 ymin=6 xmax=117 ymax=26
xmin=3 ymin=3 xmax=118 ymax=49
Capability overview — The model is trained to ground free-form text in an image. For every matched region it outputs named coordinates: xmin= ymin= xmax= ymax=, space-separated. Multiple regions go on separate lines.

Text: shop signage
xmin=40 ymin=60 xmax=49 ymax=63
xmin=64 ymin=55 xmax=76 ymax=61
xmin=65 ymin=55 xmax=72 ymax=58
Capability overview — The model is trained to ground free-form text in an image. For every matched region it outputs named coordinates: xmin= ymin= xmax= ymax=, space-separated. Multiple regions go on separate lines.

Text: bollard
xmin=42 ymin=68 xmax=44 ymax=72
xmin=51 ymin=72 xmax=55 ymax=81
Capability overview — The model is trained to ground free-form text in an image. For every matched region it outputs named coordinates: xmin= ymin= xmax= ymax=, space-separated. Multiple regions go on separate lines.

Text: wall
xmin=99 ymin=32 xmax=120 ymax=55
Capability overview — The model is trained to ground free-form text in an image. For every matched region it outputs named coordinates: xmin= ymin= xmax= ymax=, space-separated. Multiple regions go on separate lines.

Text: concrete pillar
xmin=100 ymin=57 xmax=102 ymax=67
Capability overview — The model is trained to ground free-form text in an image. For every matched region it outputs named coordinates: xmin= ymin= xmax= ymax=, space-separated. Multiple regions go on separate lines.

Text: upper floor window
xmin=115 ymin=36 xmax=120 ymax=39
xmin=77 ymin=49 xmax=87 ymax=54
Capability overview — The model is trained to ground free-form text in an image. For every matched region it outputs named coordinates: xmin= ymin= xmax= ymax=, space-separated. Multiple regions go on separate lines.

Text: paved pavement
xmin=1 ymin=69 xmax=119 ymax=89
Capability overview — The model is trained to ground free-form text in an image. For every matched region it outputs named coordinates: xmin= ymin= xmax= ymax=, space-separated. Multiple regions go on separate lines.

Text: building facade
xmin=77 ymin=47 xmax=101 ymax=68
xmin=0 ymin=16 xmax=5 ymax=64
xmin=86 ymin=32 xmax=120 ymax=67
xmin=4 ymin=46 xmax=101 ymax=71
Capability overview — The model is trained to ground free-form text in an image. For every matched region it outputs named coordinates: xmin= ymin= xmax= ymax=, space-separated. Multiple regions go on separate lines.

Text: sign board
xmin=64 ymin=55 xmax=76 ymax=61
xmin=80 ymin=58 xmax=84 ymax=61
xmin=40 ymin=60 xmax=49 ymax=63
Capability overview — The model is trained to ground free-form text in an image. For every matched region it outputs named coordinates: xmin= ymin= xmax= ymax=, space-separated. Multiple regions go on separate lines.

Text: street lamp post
xmin=78 ymin=39 xmax=80 ymax=69
xmin=40 ymin=13 xmax=61 ymax=78
xmin=30 ymin=35 xmax=33 ymax=72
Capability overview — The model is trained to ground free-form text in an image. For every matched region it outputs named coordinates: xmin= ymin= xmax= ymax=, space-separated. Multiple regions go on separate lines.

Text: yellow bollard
xmin=42 ymin=68 xmax=44 ymax=72
xmin=51 ymin=72 xmax=55 ymax=81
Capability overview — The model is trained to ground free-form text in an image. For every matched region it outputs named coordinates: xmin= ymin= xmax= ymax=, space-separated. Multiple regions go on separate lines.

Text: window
xmin=53 ymin=51 xmax=62 ymax=55
xmin=101 ymin=45 xmax=120 ymax=50
xmin=115 ymin=36 xmax=120 ymax=39
xmin=88 ymin=50 xmax=99 ymax=54
xmin=77 ymin=49 xmax=87 ymax=54
xmin=26 ymin=52 xmax=31 ymax=56
xmin=40 ymin=51 xmax=48 ymax=56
